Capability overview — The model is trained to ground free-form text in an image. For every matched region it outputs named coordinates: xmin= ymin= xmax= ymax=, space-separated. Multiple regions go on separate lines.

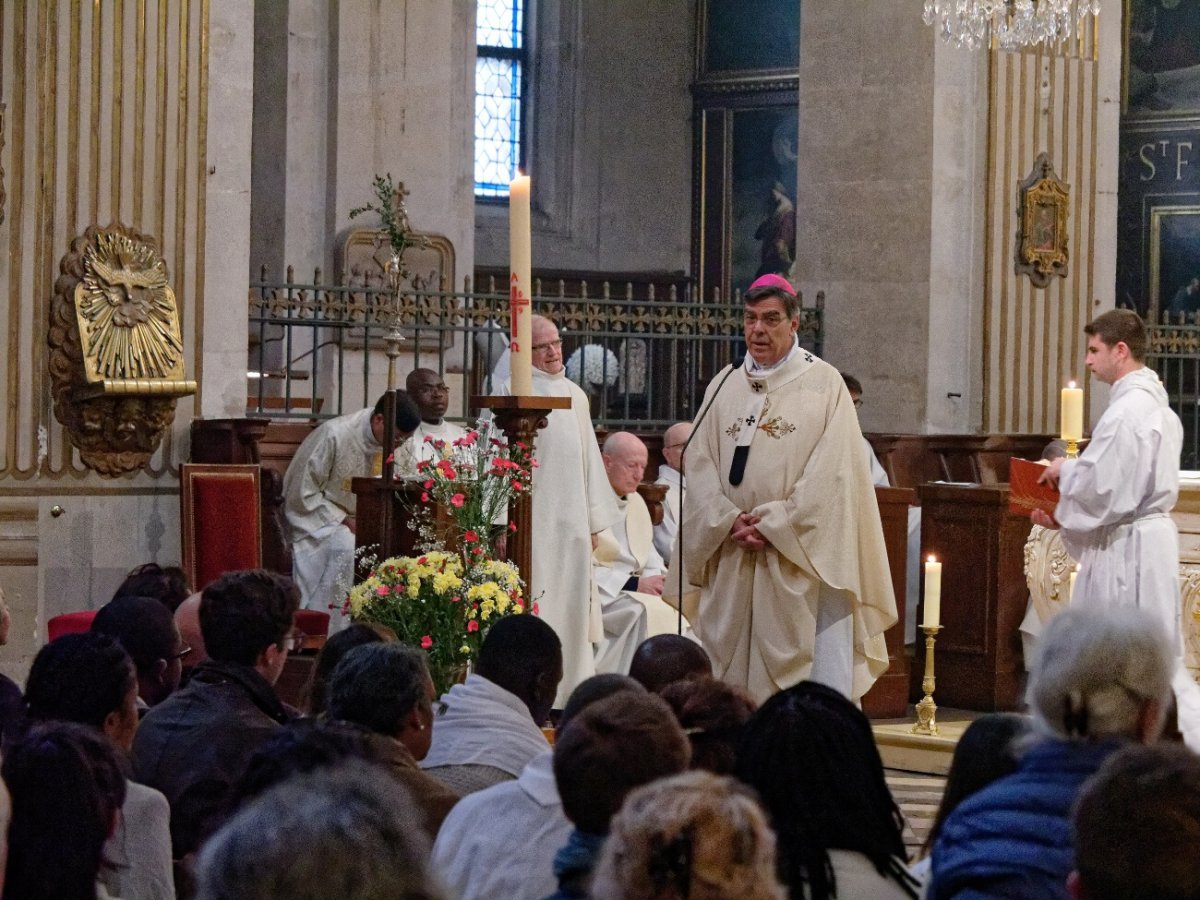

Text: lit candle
xmin=1069 ymin=564 xmax=1079 ymax=601
xmin=508 ymin=173 xmax=533 ymax=396
xmin=1061 ymin=380 xmax=1083 ymax=442
xmin=923 ymin=555 xmax=942 ymax=628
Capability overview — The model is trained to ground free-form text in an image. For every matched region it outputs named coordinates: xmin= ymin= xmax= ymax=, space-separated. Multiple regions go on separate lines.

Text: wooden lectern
xmin=861 ymin=485 xmax=916 ymax=718
xmin=913 ymin=483 xmax=1028 ymax=711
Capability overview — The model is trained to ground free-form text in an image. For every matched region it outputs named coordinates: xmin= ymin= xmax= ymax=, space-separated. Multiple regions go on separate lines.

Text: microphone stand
xmin=675 ymin=356 xmax=744 ymax=634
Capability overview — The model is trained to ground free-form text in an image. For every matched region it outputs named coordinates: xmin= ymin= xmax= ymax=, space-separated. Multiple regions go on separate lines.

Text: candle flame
xmin=1067 ymin=380 xmax=1076 ymax=389
xmin=927 ymin=555 xmax=936 ymax=563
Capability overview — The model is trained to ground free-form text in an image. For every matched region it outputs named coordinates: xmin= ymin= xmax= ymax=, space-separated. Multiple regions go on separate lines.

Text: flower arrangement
xmin=346 ymin=550 xmax=531 ymax=693
xmin=411 ymin=420 xmax=536 ymax=554
xmin=345 ymin=419 xmax=540 ymax=692
xmin=565 ymin=344 xmax=620 ymax=388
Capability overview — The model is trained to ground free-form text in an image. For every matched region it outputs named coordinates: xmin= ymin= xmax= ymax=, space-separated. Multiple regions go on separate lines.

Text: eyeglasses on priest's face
xmin=532 ymin=339 xmax=563 ymax=353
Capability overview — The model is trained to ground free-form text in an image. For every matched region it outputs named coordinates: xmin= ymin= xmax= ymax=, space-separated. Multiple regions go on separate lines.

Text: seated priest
xmin=393 ymin=367 xmax=468 ymax=479
xmin=594 ymin=432 xmax=690 ymax=676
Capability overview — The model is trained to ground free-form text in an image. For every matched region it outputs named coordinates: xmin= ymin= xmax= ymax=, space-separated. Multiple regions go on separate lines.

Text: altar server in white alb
xmin=283 ymin=392 xmax=421 ymax=629
xmin=393 ymin=368 xmax=467 ymax=479
xmin=652 ymin=422 xmax=690 ymax=559
xmin=497 ymin=316 xmax=621 ymax=705
xmin=674 ymin=274 xmax=896 ymax=704
xmin=593 ymin=432 xmax=687 ymax=674
xmin=1035 ymin=309 xmax=1200 ymax=747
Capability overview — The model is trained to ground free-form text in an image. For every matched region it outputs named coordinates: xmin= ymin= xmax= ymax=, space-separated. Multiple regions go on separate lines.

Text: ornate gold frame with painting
xmin=337 ymin=228 xmax=456 ymax=351
xmin=1148 ymin=204 xmax=1200 ymax=321
xmin=1015 ymin=153 xmax=1070 ymax=288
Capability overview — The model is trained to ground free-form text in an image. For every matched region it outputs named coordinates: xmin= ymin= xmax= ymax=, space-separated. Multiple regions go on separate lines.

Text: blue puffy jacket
xmin=928 ymin=738 xmax=1125 ymax=900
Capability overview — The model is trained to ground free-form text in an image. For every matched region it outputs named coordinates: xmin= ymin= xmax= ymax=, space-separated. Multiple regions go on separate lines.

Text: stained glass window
xmin=475 ymin=0 xmax=525 ymax=198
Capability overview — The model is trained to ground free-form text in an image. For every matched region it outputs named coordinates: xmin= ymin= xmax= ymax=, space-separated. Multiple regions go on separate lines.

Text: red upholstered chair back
xmin=295 ymin=609 xmax=330 ymax=638
xmin=181 ymin=464 xmax=263 ymax=591
xmin=47 ymin=610 xmax=97 ymax=641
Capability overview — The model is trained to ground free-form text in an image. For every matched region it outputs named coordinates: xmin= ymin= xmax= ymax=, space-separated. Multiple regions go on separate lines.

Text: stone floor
xmin=886 ymin=768 xmax=947 ymax=861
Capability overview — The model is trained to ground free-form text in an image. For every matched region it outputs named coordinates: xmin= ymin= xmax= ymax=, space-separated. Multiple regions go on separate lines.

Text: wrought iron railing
xmin=1148 ymin=320 xmax=1200 ymax=469
xmin=247 ymin=268 xmax=824 ymax=430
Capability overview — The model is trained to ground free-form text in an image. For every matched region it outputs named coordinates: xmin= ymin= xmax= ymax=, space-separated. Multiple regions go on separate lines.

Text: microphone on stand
xmin=674 ymin=354 xmax=744 ymax=635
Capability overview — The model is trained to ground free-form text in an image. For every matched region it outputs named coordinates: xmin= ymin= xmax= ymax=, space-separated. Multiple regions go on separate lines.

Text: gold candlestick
xmin=911 ymin=625 xmax=942 ymax=736
xmin=1065 ymin=437 xmax=1079 ymax=459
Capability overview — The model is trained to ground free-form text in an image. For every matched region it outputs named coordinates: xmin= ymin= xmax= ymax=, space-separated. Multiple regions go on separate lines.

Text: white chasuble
xmin=671 ymin=351 xmax=896 ymax=703
xmin=497 ymin=369 xmax=621 ymax=704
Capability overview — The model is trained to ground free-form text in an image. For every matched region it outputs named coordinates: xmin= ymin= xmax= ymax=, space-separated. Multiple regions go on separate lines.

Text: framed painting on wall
xmin=1150 ymin=204 xmax=1200 ymax=318
xmin=1125 ymin=0 xmax=1200 ymax=117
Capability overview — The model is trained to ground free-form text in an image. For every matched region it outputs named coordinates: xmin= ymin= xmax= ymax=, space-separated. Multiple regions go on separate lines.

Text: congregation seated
xmin=421 ymin=614 xmax=562 ymax=795
xmin=548 ymin=690 xmax=691 ymax=899
xmin=23 ymin=632 xmax=174 ymax=900
xmin=734 ymin=681 xmax=919 ymax=900
xmin=113 ymin=562 xmax=192 ymax=613
xmin=3 ymin=721 xmax=128 ymax=900
xmin=172 ymin=592 xmax=207 ymax=678
xmin=909 ymin=713 xmax=1027 ymax=885
xmin=132 ymin=569 xmax=299 ymax=860
xmin=0 ymin=586 xmax=23 ymax=745
xmin=92 ymin=594 xmax=189 ymax=711
xmin=326 ymin=642 xmax=460 ymax=838
xmin=431 ymin=673 xmax=646 ymax=900
xmin=194 ymin=760 xmax=442 ymax=900
xmin=629 ymin=633 xmax=712 ymax=694
xmin=594 ymin=432 xmax=686 ymax=674
xmin=590 ymin=770 xmax=786 ymax=900
xmin=302 ymin=620 xmax=397 ymax=715
xmin=930 ymin=607 xmax=1174 ymax=900
xmin=1070 ymin=743 xmax=1200 ymax=900
xmin=659 ymin=676 xmax=757 ymax=775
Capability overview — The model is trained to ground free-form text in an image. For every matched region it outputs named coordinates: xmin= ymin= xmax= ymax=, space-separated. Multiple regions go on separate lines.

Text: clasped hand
xmin=730 ymin=512 xmax=767 ymax=551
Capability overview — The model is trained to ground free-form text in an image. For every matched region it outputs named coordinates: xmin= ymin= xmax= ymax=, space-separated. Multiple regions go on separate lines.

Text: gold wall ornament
xmin=48 ymin=224 xmax=196 ymax=477
xmin=1015 ymin=152 xmax=1071 ymax=288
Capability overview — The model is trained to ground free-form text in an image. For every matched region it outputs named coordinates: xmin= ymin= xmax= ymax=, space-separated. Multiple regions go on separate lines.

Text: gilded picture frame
xmin=1149 ymin=204 xmax=1200 ymax=320
xmin=1015 ymin=153 xmax=1070 ymax=288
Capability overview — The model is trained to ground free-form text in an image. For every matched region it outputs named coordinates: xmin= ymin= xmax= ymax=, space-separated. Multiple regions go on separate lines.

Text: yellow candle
xmin=508 ymin=173 xmax=533 ymax=396
xmin=1061 ymin=381 xmax=1083 ymax=442
xmin=923 ymin=556 xmax=942 ymax=628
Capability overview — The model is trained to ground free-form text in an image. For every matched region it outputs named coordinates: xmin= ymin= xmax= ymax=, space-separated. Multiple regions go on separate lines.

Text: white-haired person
xmin=590 ymin=770 xmax=785 ymax=900
xmin=929 ymin=606 xmax=1174 ymax=900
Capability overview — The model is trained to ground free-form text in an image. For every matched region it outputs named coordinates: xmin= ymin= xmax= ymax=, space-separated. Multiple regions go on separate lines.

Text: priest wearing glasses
xmin=671 ymin=274 xmax=896 ymax=704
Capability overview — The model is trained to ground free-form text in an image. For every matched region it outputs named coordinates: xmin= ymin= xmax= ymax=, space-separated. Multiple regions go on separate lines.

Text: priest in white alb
xmin=653 ymin=422 xmax=690 ymax=560
xmin=593 ymin=431 xmax=687 ymax=674
xmin=282 ymin=392 xmax=421 ymax=629
xmin=496 ymin=316 xmax=620 ymax=704
xmin=1035 ymin=309 xmax=1200 ymax=747
xmin=393 ymin=368 xmax=468 ymax=478
xmin=672 ymin=274 xmax=896 ymax=704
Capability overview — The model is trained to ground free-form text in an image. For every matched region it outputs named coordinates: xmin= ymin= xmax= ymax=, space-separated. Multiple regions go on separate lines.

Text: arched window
xmin=475 ymin=0 xmax=527 ymax=198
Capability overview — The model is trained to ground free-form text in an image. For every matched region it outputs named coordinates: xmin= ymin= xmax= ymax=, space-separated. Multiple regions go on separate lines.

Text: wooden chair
xmin=180 ymin=464 xmax=262 ymax=591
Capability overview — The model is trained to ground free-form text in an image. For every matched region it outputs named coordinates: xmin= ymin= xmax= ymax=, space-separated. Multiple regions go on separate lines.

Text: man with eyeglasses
xmin=393 ymin=368 xmax=468 ymax=479
xmin=92 ymin=594 xmax=190 ymax=711
xmin=653 ymin=422 xmax=691 ymax=559
xmin=495 ymin=315 xmax=621 ymax=707
xmin=673 ymin=274 xmax=896 ymax=704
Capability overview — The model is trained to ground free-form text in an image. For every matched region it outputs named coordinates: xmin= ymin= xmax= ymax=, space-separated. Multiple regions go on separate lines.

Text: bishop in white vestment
xmin=674 ymin=275 xmax=896 ymax=704
xmin=496 ymin=317 xmax=620 ymax=705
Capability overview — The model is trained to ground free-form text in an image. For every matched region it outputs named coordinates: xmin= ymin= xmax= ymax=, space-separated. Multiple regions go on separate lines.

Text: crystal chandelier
xmin=923 ymin=0 xmax=1101 ymax=51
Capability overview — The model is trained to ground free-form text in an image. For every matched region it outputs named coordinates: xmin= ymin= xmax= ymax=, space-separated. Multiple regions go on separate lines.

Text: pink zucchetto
xmin=746 ymin=274 xmax=796 ymax=297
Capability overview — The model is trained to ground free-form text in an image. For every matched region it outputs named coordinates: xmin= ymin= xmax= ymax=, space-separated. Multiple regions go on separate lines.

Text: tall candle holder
xmin=911 ymin=625 xmax=942 ymax=736
xmin=1064 ymin=438 xmax=1079 ymax=459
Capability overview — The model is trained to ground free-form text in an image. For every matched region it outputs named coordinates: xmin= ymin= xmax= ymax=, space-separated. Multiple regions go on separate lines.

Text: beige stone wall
xmin=0 ymin=0 xmax=252 ymax=680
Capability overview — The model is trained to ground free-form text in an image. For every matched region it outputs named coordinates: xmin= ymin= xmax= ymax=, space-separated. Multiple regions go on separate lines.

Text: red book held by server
xmin=1008 ymin=457 xmax=1060 ymax=519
